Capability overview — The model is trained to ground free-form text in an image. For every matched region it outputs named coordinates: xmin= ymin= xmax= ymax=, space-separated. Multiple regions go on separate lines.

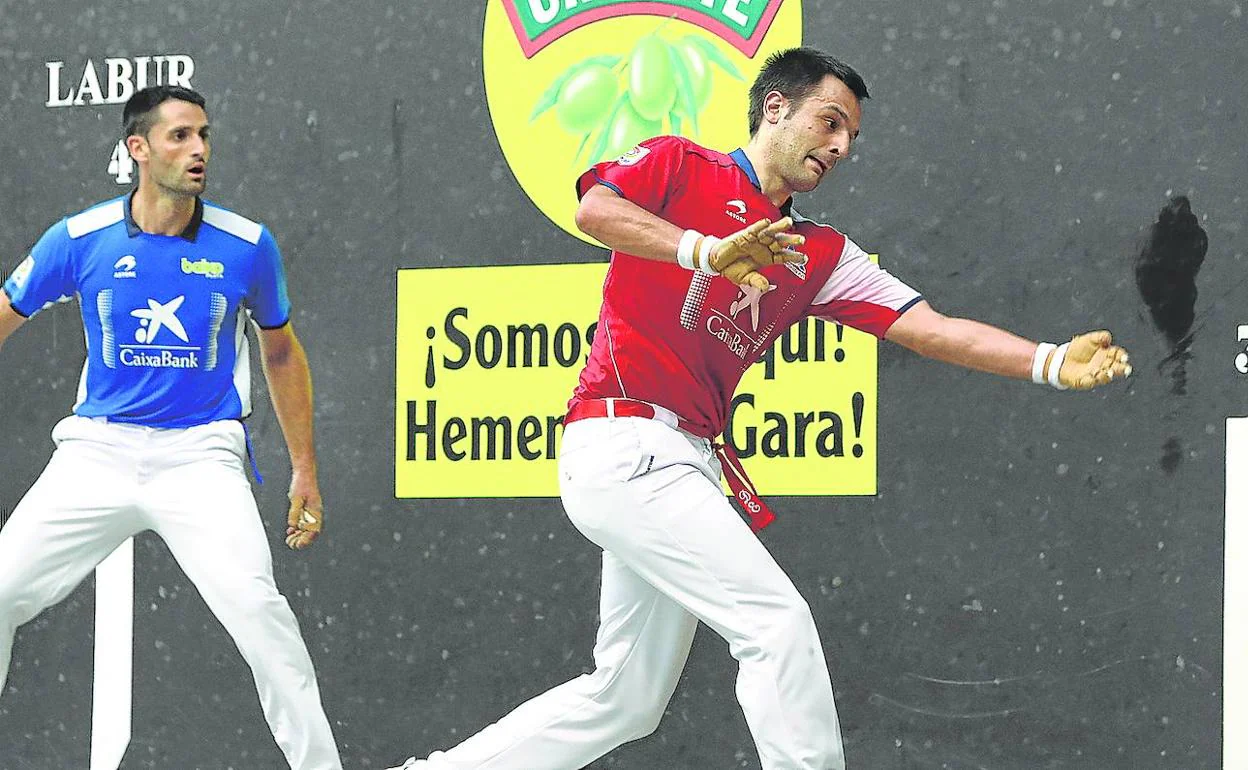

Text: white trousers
xmin=425 ymin=416 xmax=844 ymax=770
xmin=0 ymin=415 xmax=342 ymax=770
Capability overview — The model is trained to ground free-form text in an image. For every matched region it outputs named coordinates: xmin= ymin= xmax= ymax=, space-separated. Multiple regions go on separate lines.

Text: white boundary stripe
xmin=90 ymin=537 xmax=133 ymax=770
xmin=1226 ymin=418 xmax=1247 ymax=769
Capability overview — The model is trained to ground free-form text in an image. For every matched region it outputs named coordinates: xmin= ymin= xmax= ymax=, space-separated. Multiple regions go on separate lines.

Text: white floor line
xmin=90 ymin=537 xmax=133 ymax=770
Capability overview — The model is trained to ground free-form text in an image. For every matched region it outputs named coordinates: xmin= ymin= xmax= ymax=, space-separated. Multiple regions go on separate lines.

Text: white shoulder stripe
xmin=66 ymin=200 xmax=125 ymax=239
xmin=202 ymin=205 xmax=263 ymax=244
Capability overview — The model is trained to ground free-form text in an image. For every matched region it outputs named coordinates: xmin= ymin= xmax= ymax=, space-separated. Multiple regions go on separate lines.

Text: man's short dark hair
xmin=122 ymin=85 xmax=207 ymax=139
xmin=747 ymin=47 xmax=870 ymax=135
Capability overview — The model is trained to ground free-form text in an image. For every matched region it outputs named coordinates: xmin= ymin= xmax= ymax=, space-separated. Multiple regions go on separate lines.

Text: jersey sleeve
xmin=3 ymin=220 xmax=76 ymax=318
xmin=244 ymin=226 xmax=292 ymax=329
xmin=807 ymin=237 xmax=923 ymax=338
xmin=575 ymin=135 xmax=687 ymax=214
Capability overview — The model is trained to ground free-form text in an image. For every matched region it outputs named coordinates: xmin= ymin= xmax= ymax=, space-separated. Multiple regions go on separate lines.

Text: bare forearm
xmin=262 ymin=338 xmax=317 ymax=473
xmin=575 ymin=188 xmax=684 ymax=264
xmin=902 ymin=316 xmax=1036 ymax=379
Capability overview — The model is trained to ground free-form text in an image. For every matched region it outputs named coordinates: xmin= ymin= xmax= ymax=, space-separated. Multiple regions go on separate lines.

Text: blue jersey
xmin=3 ymin=194 xmax=291 ymax=428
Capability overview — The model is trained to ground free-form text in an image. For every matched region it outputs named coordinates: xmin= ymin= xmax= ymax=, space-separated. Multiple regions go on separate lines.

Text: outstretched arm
xmin=885 ymin=301 xmax=1130 ymax=389
xmin=884 ymin=301 xmax=1037 ymax=378
xmin=257 ymin=322 xmax=323 ymax=550
xmin=0 ymin=291 xmax=28 ymax=354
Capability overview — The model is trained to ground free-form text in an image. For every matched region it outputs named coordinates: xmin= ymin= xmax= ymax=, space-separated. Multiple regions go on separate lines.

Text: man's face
xmin=129 ymin=100 xmax=210 ymax=197
xmin=765 ymin=75 xmax=862 ymax=195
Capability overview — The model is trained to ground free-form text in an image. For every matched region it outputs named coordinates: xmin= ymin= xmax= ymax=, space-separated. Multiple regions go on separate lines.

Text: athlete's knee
xmin=210 ymin=583 xmax=300 ymax=642
xmin=804 ymin=734 xmax=847 ymax=770
xmin=218 ymin=578 xmax=291 ymax=617
xmin=615 ymin=697 xmax=667 ymax=741
xmin=0 ymin=594 xmax=38 ymax=634
xmin=778 ymin=594 xmax=818 ymax=637
xmin=581 ymin=663 xmax=671 ymax=740
xmin=738 ymin=592 xmax=820 ymax=660
xmin=0 ymin=569 xmax=37 ymax=628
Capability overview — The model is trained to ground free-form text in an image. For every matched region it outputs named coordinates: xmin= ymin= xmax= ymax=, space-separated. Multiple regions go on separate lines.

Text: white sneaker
xmin=383 ymin=758 xmax=421 ymax=770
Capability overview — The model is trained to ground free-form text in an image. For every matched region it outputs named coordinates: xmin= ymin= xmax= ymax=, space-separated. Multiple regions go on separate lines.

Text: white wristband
xmin=1046 ymin=342 xmax=1070 ymax=390
xmin=1031 ymin=342 xmax=1056 ymax=385
xmin=694 ymin=235 xmax=722 ymax=275
xmin=676 ymin=229 xmax=702 ymax=271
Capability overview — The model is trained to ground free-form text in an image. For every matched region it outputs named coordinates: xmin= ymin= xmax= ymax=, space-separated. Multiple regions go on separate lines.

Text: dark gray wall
xmin=0 ymin=0 xmax=1242 ymax=767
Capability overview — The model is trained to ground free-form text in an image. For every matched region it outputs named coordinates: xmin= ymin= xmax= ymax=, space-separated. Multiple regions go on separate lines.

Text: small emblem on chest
xmin=113 ymin=255 xmax=137 ymax=279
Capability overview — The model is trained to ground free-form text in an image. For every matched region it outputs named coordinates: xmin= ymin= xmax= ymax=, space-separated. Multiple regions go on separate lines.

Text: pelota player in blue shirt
xmin=0 ymin=86 xmax=343 ymax=769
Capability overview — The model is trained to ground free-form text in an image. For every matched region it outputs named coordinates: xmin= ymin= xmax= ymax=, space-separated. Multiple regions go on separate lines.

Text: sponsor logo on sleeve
xmin=9 ymin=255 xmax=35 ymax=289
xmin=614 ymin=145 xmax=651 ymax=166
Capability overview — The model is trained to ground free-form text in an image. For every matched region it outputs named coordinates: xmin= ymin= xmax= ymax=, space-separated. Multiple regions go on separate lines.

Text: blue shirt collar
xmin=124 ymin=190 xmax=204 ymax=241
xmin=729 ymin=148 xmax=793 ymax=216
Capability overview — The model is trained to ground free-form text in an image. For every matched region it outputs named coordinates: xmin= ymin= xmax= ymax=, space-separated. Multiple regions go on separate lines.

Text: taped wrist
xmin=1031 ymin=342 xmax=1056 ymax=385
xmin=1046 ymin=342 xmax=1070 ymax=390
xmin=693 ymin=235 xmax=721 ymax=275
xmin=676 ymin=229 xmax=720 ymax=275
xmin=676 ymin=229 xmax=701 ymax=270
xmin=1031 ymin=341 xmax=1070 ymax=390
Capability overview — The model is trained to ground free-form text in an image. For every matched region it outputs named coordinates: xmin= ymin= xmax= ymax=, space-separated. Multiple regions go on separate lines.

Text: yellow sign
xmin=395 ymin=263 xmax=878 ymax=498
xmin=483 ymin=0 xmax=802 ymax=243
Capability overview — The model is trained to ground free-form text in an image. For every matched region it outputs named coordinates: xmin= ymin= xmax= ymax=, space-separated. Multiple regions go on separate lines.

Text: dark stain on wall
xmin=1134 ymin=196 xmax=1208 ymax=396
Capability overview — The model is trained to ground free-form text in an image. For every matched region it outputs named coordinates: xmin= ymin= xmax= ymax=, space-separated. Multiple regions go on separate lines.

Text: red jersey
xmin=571 ymin=135 xmax=922 ymax=438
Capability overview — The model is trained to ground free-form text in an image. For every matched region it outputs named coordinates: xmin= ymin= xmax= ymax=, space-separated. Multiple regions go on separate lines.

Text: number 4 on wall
xmin=108 ymin=139 xmax=134 ymax=185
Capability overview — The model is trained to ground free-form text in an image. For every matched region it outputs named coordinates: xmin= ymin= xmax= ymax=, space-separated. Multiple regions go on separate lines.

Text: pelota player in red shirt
xmin=388 ymin=47 xmax=1130 ymax=770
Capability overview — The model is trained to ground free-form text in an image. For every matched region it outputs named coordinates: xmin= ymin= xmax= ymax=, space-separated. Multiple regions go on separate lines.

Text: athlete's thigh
xmin=592 ymin=549 xmax=698 ymax=682
xmin=0 ymin=438 xmax=138 ymax=602
xmin=143 ymin=451 xmax=276 ymax=589
xmin=569 ymin=455 xmax=803 ymax=647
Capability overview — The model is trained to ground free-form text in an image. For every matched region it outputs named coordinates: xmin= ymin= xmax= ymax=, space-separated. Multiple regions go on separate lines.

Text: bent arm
xmin=574 ymin=184 xmax=685 ymax=264
xmin=0 ymin=291 xmax=28 ymax=354
xmin=884 ymin=300 xmax=1038 ymax=380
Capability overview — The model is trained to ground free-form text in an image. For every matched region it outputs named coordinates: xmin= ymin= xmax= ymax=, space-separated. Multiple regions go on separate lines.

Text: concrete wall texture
xmin=0 ymin=0 xmax=1244 ymax=767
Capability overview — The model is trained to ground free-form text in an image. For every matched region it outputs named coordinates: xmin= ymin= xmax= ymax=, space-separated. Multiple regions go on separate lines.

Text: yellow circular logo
xmin=483 ymin=0 xmax=803 ymax=244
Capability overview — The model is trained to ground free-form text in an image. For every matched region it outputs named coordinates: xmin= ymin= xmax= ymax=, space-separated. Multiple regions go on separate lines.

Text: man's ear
xmin=762 ymin=90 xmax=790 ymax=127
xmin=125 ymin=134 xmax=147 ymax=164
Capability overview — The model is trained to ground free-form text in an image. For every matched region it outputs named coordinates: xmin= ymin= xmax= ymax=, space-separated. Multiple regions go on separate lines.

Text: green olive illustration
xmin=673 ymin=39 xmax=712 ymax=112
xmin=555 ymin=64 xmax=618 ymax=135
xmin=627 ymin=36 xmax=677 ymax=122
xmin=603 ymin=99 xmax=663 ymax=162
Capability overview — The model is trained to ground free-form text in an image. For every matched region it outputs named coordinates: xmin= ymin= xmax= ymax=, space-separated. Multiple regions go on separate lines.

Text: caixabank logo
xmin=482 ymin=0 xmax=801 ymax=243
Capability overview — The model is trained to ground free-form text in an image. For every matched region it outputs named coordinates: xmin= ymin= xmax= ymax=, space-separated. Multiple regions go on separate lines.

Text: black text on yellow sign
xmin=395 ymin=263 xmax=879 ymax=498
